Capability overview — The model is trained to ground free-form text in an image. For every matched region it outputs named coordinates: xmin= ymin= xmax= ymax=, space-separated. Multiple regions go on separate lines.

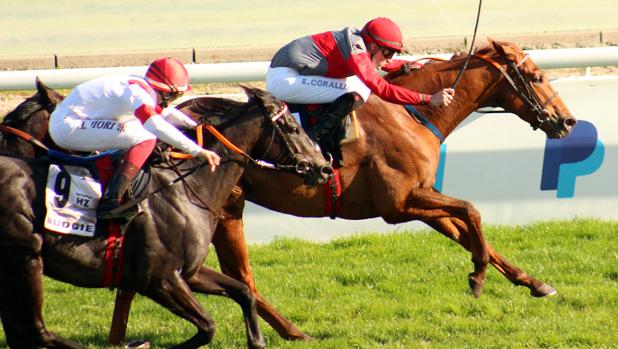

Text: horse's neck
xmin=396 ymin=58 xmax=499 ymax=138
xmin=171 ymin=116 xmax=263 ymax=213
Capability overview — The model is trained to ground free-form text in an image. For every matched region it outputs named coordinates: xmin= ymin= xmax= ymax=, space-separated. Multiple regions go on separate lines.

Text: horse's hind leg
xmin=213 ymin=205 xmax=312 ymax=340
xmin=0 ymin=253 xmax=85 ymax=349
xmin=427 ymin=217 xmax=557 ymax=297
xmin=399 ymin=188 xmax=490 ymax=297
xmin=186 ymin=266 xmax=266 ymax=349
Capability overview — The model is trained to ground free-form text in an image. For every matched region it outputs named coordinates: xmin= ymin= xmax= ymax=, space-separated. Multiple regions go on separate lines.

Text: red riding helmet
xmin=145 ymin=57 xmax=191 ymax=93
xmin=361 ymin=17 xmax=404 ymax=52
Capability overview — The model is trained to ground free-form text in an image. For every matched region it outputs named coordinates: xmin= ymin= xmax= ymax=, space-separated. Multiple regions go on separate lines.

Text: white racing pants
xmin=49 ymin=113 xmax=156 ymax=152
xmin=266 ymin=67 xmax=371 ymax=104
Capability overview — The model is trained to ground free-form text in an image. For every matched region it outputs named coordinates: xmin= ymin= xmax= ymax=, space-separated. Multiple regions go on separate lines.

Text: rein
xmin=111 ymin=100 xmax=309 ymax=215
xmin=473 ymin=53 xmax=559 ymax=130
xmin=170 ymin=121 xmax=279 ymax=170
xmin=173 ymin=101 xmax=310 ymax=174
xmin=0 ymin=125 xmax=49 ymax=151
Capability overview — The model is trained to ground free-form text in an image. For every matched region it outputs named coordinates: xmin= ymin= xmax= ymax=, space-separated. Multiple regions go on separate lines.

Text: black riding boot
xmin=308 ymin=92 xmax=364 ymax=143
xmin=97 ymin=163 xmax=140 ymax=220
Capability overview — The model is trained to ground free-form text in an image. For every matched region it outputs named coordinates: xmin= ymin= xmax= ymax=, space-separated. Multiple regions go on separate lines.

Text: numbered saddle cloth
xmin=44 ymin=164 xmax=102 ymax=237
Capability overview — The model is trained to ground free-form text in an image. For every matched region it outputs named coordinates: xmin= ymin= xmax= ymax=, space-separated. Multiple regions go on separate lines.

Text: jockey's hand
xmin=197 ymin=149 xmax=221 ymax=172
xmin=430 ymin=88 xmax=455 ymax=108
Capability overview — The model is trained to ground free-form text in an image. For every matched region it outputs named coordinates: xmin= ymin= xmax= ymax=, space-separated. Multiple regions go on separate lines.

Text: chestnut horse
xmin=0 ymin=86 xmax=329 ymax=348
xmin=168 ymin=38 xmax=577 ymax=340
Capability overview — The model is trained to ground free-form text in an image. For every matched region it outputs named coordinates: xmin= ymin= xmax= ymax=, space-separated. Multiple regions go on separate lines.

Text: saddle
xmin=42 ymin=148 xmax=152 ymax=235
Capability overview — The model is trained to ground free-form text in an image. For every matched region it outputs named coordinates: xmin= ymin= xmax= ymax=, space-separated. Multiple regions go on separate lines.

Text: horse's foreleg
xmin=426 ymin=217 xmax=557 ymax=297
xmin=186 ymin=266 xmax=265 ymax=349
xmin=0 ymin=252 xmax=86 ymax=349
xmin=141 ymin=271 xmax=217 ymax=349
xmin=213 ymin=216 xmax=313 ymax=340
xmin=108 ymin=289 xmax=136 ymax=345
xmin=394 ymin=188 xmax=490 ymax=297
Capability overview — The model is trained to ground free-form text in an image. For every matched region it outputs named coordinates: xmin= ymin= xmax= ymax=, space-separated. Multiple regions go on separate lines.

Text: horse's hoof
xmin=530 ymin=283 xmax=558 ymax=297
xmin=249 ymin=339 xmax=266 ymax=349
xmin=284 ymin=329 xmax=314 ymax=341
xmin=125 ymin=339 xmax=150 ymax=349
xmin=298 ymin=333 xmax=315 ymax=341
xmin=468 ymin=278 xmax=484 ymax=298
xmin=287 ymin=332 xmax=314 ymax=341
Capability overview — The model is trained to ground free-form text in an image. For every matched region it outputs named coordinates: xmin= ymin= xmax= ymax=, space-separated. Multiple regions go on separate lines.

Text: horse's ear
xmin=35 ymin=77 xmax=64 ymax=107
xmin=489 ymin=37 xmax=521 ymax=63
xmin=239 ymin=84 xmax=259 ymax=103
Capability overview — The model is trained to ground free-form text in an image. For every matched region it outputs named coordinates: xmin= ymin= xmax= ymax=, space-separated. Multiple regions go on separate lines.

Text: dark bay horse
xmin=0 ymin=86 xmax=329 ymax=348
xmin=162 ymin=38 xmax=577 ymax=340
xmin=0 ymin=77 xmax=64 ymax=157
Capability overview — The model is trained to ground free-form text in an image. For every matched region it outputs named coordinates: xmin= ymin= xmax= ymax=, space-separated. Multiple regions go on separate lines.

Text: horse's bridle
xmin=474 ymin=53 xmax=559 ymax=130
xmin=175 ymin=99 xmax=313 ymax=176
xmin=258 ymin=101 xmax=313 ymax=175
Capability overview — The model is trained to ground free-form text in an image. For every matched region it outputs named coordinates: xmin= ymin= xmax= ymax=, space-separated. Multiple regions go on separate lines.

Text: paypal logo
xmin=540 ymin=120 xmax=604 ymax=198
xmin=435 ymin=143 xmax=447 ymax=192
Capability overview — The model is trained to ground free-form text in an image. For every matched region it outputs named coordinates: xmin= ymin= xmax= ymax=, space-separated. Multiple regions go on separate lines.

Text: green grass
xmin=1 ymin=219 xmax=617 ymax=348
xmin=2 ymin=1 xmax=617 ymax=56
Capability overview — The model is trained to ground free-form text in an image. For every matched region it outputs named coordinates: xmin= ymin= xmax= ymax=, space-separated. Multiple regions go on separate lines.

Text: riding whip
xmin=451 ymin=0 xmax=483 ymax=90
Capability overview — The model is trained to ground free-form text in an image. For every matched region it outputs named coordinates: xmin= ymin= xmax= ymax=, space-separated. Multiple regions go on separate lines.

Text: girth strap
xmin=324 ymin=169 xmax=342 ymax=219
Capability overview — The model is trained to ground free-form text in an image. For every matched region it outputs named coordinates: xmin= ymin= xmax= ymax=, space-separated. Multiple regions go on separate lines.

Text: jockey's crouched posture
xmin=266 ymin=17 xmax=455 ymax=144
xmin=49 ymin=57 xmax=220 ymax=219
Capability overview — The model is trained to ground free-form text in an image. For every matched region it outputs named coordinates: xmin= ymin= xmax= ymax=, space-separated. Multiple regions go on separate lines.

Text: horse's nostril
xmin=565 ymin=117 xmax=576 ymax=127
xmin=321 ymin=166 xmax=333 ymax=175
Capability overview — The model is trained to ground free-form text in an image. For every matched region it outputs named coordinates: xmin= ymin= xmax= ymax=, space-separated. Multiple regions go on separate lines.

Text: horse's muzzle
xmin=299 ymin=162 xmax=332 ymax=186
xmin=552 ymin=115 xmax=577 ymax=138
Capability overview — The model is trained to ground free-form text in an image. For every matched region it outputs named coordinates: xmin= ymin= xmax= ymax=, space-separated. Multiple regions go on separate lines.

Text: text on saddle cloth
xmin=45 ymin=164 xmax=101 ymax=237
xmin=44 ymin=159 xmax=149 ymax=237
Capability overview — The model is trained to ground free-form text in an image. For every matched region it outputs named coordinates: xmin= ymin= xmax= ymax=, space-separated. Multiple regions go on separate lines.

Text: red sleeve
xmin=380 ymin=59 xmax=425 ymax=73
xmin=347 ymin=52 xmax=431 ymax=105
xmin=134 ymin=104 xmax=163 ymax=124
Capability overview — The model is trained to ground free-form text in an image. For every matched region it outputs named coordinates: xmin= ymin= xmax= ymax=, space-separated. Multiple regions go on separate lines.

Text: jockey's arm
xmin=141 ymin=112 xmax=203 ymax=156
xmin=380 ymin=59 xmax=425 ymax=73
xmin=347 ymin=52 xmax=431 ymax=105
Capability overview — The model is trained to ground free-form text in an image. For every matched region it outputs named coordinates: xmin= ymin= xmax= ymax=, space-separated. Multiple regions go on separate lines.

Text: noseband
xmin=474 ymin=53 xmax=559 ymax=130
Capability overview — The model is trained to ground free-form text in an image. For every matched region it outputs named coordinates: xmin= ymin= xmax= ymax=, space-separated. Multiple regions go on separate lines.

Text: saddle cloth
xmin=45 ymin=163 xmax=101 ymax=236
xmin=43 ymin=154 xmax=149 ymax=237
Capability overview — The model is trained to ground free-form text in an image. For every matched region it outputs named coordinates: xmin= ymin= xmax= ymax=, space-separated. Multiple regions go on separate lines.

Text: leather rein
xmin=172 ymin=101 xmax=312 ymax=175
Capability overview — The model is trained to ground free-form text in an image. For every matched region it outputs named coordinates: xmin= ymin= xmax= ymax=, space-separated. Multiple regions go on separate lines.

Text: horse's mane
xmin=182 ymin=97 xmax=246 ymax=120
xmin=2 ymin=95 xmax=48 ymax=127
xmin=179 ymin=86 xmax=279 ymax=125
xmin=385 ymin=39 xmax=504 ymax=83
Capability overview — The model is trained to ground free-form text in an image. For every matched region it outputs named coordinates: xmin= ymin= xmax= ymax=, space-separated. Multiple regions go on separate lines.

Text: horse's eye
xmin=533 ymin=74 xmax=542 ymax=83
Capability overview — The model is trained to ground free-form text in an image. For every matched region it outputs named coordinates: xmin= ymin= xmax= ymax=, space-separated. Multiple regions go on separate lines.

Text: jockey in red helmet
xmin=49 ymin=57 xmax=220 ymax=220
xmin=146 ymin=57 xmax=192 ymax=95
xmin=267 ymin=17 xmax=454 ymax=144
xmin=360 ymin=17 xmax=404 ymax=54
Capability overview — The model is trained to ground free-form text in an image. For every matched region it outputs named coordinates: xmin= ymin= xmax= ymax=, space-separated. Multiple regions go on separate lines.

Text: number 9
xmin=54 ymin=171 xmax=71 ymax=208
